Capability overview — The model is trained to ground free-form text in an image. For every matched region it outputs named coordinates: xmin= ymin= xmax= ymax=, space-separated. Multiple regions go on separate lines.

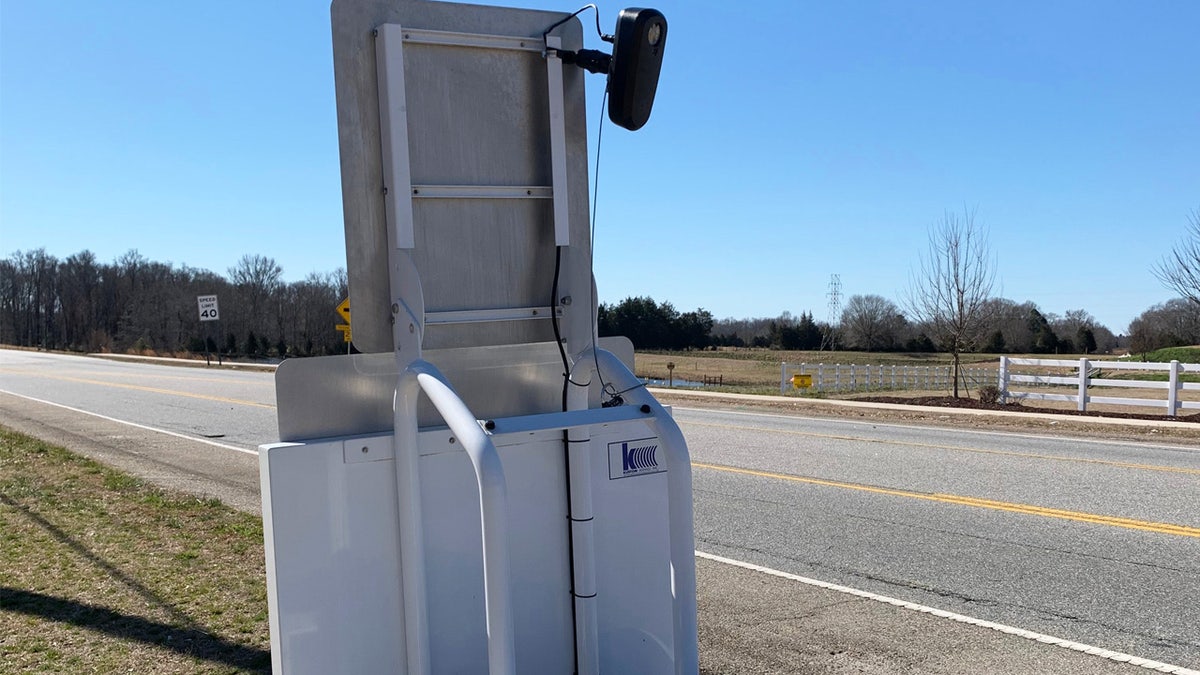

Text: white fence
xmin=999 ymin=356 xmax=1199 ymax=418
xmin=779 ymin=362 xmax=992 ymax=394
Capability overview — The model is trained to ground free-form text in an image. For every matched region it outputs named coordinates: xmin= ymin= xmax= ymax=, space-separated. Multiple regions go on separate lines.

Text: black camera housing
xmin=607 ymin=8 xmax=667 ymax=131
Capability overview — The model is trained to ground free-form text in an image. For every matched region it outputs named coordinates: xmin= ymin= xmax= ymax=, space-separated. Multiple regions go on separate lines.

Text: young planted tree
xmin=905 ymin=209 xmax=997 ymax=397
xmin=1153 ymin=208 xmax=1200 ymax=307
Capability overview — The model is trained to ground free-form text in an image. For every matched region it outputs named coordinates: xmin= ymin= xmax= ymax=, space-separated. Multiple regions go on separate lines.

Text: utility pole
xmin=820 ymin=273 xmax=841 ymax=351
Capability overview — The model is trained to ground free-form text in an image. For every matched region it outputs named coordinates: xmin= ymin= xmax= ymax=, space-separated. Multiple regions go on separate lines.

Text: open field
xmin=634 ymin=349 xmax=1133 ymax=390
xmin=0 ymin=427 xmax=269 ymax=674
xmin=635 ymin=349 xmax=981 ymax=389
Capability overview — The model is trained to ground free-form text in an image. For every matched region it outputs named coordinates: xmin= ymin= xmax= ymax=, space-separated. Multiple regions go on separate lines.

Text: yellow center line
xmin=682 ymin=420 xmax=1200 ymax=476
xmin=0 ymin=369 xmax=274 ymax=409
xmin=1 ymin=367 xmax=270 ymax=387
xmin=692 ymin=461 xmax=1200 ymax=538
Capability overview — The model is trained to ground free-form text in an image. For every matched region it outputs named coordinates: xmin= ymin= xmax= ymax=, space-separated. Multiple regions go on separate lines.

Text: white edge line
xmin=695 ymin=550 xmax=1199 ymax=675
xmin=0 ymin=389 xmax=259 ymax=456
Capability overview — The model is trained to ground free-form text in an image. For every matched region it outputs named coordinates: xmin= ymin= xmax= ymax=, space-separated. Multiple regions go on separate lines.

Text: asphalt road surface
xmin=680 ymin=407 xmax=1200 ymax=668
xmin=2 ymin=348 xmax=1197 ymax=674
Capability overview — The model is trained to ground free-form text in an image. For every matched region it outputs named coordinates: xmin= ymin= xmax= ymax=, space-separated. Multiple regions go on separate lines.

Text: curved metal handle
xmin=396 ymin=359 xmax=515 ymax=675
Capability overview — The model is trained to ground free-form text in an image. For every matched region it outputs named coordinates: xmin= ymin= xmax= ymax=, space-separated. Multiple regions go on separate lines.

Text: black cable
xmin=589 ymin=89 xmax=617 ymax=403
xmin=541 ymin=4 xmax=610 ymax=44
xmin=541 ymin=7 xmax=618 ymax=404
xmin=610 ymin=381 xmax=648 ymax=397
xmin=551 ymin=245 xmax=571 ymax=409
xmin=542 ymin=30 xmax=614 ymax=653
xmin=550 ymin=246 xmax=583 ymax=654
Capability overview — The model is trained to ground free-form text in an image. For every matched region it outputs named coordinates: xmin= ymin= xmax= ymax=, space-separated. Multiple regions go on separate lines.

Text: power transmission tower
xmin=819 ymin=274 xmax=841 ymax=351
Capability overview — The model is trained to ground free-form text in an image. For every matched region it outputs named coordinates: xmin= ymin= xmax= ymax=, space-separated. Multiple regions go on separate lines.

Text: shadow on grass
xmin=0 ymin=493 xmax=199 ymax=628
xmin=1 ymin=493 xmax=270 ymax=672
xmin=1 ymin=587 xmax=270 ymax=672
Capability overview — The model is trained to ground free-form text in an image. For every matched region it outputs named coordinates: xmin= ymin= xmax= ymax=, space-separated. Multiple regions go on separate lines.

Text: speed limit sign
xmin=197 ymin=295 xmax=220 ymax=322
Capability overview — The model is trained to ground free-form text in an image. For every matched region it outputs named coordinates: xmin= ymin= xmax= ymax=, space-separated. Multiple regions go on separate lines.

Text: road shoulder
xmin=697 ymin=555 xmax=1166 ymax=675
xmin=0 ymin=392 xmax=262 ymax=514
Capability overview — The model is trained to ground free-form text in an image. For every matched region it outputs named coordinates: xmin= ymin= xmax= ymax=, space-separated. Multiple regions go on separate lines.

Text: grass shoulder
xmin=0 ymin=426 xmax=269 ymax=673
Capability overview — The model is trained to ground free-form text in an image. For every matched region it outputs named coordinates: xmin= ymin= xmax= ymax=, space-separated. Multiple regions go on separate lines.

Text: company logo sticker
xmin=608 ymin=438 xmax=666 ymax=479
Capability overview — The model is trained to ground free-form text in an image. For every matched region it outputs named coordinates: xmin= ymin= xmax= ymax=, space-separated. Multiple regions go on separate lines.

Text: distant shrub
xmin=906 ymin=333 xmax=936 ymax=352
xmin=978 ymin=385 xmax=1000 ymax=405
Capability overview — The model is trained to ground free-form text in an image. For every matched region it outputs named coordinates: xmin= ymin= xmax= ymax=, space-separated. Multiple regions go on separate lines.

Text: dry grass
xmin=635 ymin=350 xmax=996 ymax=389
xmin=0 ymin=427 xmax=269 ymax=674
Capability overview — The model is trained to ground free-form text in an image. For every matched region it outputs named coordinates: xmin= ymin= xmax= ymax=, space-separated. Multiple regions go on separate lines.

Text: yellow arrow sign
xmin=335 ymin=323 xmax=352 ymax=343
xmin=336 ymin=297 xmax=351 ymax=324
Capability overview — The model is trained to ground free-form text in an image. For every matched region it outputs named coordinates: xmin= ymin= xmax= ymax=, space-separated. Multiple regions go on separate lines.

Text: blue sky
xmin=2 ymin=1 xmax=1197 ymax=334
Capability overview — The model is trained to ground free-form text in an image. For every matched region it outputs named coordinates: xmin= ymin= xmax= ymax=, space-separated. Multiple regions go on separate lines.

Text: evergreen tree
xmin=984 ymin=330 xmax=1006 ymax=353
xmin=1076 ymin=327 xmax=1097 ymax=354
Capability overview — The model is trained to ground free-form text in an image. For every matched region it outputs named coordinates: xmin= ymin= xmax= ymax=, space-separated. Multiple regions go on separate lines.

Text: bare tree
xmin=0 ymin=248 xmax=354 ymax=357
xmin=906 ymin=209 xmax=997 ymax=397
xmin=1052 ymin=309 xmax=1109 ymax=354
xmin=840 ymin=294 xmax=904 ymax=352
xmin=1128 ymin=298 xmax=1200 ymax=355
xmin=57 ymin=251 xmax=101 ymax=350
xmin=227 ymin=254 xmax=283 ymax=350
xmin=1153 ymin=208 xmax=1200 ymax=307
xmin=286 ymin=271 xmax=343 ymax=355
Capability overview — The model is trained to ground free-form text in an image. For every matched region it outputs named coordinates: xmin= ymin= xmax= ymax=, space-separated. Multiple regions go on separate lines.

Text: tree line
xmin=595 ymin=292 xmax=1198 ymax=357
xmin=598 ymin=294 xmax=1137 ymax=354
xmin=0 ymin=249 xmax=347 ymax=358
xmin=5 ymin=211 xmax=1198 ymax=361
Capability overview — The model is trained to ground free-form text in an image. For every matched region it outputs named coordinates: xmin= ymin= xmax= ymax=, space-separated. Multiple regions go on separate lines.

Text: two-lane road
xmin=679 ymin=408 xmax=1200 ymax=667
xmin=2 ymin=349 xmax=1197 ymax=670
xmin=0 ymin=350 xmax=276 ymax=451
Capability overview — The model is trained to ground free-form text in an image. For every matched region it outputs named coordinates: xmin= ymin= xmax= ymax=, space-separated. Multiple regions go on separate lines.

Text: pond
xmin=640 ymin=377 xmax=707 ymax=389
